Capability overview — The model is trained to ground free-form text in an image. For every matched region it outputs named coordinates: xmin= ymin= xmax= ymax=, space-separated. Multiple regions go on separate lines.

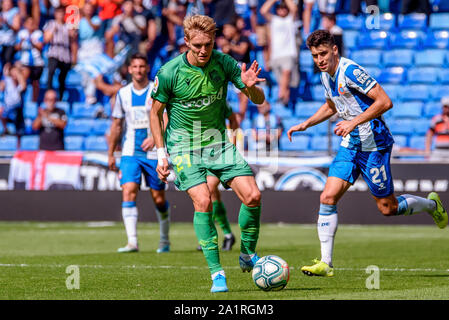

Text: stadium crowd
xmin=0 ymin=0 xmax=448 ymax=155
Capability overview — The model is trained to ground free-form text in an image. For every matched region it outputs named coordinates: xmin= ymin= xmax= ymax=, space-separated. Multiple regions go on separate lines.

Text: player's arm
xmin=287 ymin=99 xmax=337 ymax=141
xmin=239 ymin=61 xmax=266 ymax=105
xmin=108 ymin=117 xmax=122 ymax=171
xmin=150 ymin=99 xmax=170 ymax=182
xmin=334 ymin=83 xmax=392 ymax=137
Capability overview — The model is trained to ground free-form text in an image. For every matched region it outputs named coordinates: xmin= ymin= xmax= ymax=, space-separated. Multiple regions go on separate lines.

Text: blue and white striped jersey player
xmin=287 ymin=30 xmax=448 ymax=277
xmin=108 ymin=53 xmax=170 ymax=254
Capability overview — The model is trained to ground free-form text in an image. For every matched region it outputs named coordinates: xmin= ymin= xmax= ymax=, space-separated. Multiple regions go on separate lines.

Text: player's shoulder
xmin=158 ymin=54 xmax=184 ymax=74
xmin=117 ymin=82 xmax=133 ymax=96
xmin=340 ymin=57 xmax=365 ymax=76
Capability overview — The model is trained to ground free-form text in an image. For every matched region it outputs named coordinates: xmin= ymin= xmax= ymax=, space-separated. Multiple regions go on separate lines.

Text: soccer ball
xmin=252 ymin=255 xmax=290 ymax=291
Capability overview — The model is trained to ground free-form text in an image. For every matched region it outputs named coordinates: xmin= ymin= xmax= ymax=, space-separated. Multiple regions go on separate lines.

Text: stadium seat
xmin=20 ymin=135 xmax=39 ymax=150
xmin=343 ymin=30 xmax=359 ymax=50
xmin=64 ymin=136 xmax=84 ymax=151
xmin=430 ymin=85 xmax=449 ymax=101
xmin=382 ymin=49 xmax=414 ymax=67
xmin=350 ymin=50 xmax=382 ymax=67
xmin=357 ymin=31 xmax=390 ymax=49
xmin=409 ymin=135 xmax=426 ymax=149
xmin=72 ymin=102 xmax=100 ymax=119
xmin=440 ymin=69 xmax=449 ymax=84
xmin=381 ymin=84 xmax=401 ymax=100
xmin=336 ymin=14 xmax=363 ymax=30
xmin=414 ymin=49 xmax=446 ymax=66
xmin=392 ymin=101 xmax=423 ymax=119
xmin=309 ymin=121 xmax=329 ymax=136
xmin=397 ymin=86 xmax=429 ymax=102
xmin=389 ymin=30 xmax=423 ymax=49
xmin=407 ymin=67 xmax=439 ymax=84
xmin=309 ymin=136 xmax=330 ymax=151
xmin=240 ymin=118 xmax=252 ymax=130
xmin=332 ymin=135 xmax=342 ymax=151
xmin=271 ymin=103 xmax=293 ymax=119
xmin=24 ymin=101 xmax=38 ymax=119
xmin=377 ymin=13 xmax=397 ymax=31
xmin=397 ymin=13 xmax=427 ymax=30
xmin=55 ymin=101 xmax=70 ymax=114
xmin=429 ymin=13 xmax=449 ymax=30
xmin=295 ymin=101 xmax=320 ymax=117
xmin=377 ymin=67 xmax=406 ymax=84
xmin=84 ymin=135 xmax=108 ymax=151
xmin=280 ymin=134 xmax=309 ymax=151
xmin=413 ymin=118 xmax=431 ymax=135
xmin=281 ymin=118 xmax=301 ymax=132
xmin=389 ymin=119 xmax=415 ymax=135
xmin=391 ymin=101 xmax=423 ymax=118
xmin=423 ymin=30 xmax=449 ymax=49
xmin=311 ymin=85 xmax=325 ymax=101
xmin=92 ymin=119 xmax=111 ymax=135
xmin=363 ymin=66 xmax=381 ymax=79
xmin=65 ymin=70 xmax=82 ymax=87
xmin=424 ymin=101 xmax=442 ymax=118
xmin=300 ymin=50 xmax=314 ymax=68
xmin=0 ymin=136 xmax=18 ymax=151
xmin=393 ymin=135 xmax=408 ymax=148
xmin=64 ymin=119 xmax=94 ymax=136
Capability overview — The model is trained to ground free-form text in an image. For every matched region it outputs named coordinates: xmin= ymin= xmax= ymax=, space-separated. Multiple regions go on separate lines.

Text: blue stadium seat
xmin=377 ymin=13 xmax=397 ymax=31
xmin=389 ymin=30 xmax=423 ymax=49
xmin=343 ymin=30 xmax=359 ymax=50
xmin=300 ymin=50 xmax=314 ymax=68
xmin=336 ymin=14 xmax=363 ymax=30
xmin=280 ymin=134 xmax=309 ymax=151
xmin=332 ymin=136 xmax=342 ymax=151
xmin=65 ymin=70 xmax=82 ymax=87
xmin=409 ymin=135 xmax=426 ymax=149
xmin=391 ymin=101 xmax=423 ymax=118
xmin=389 ymin=119 xmax=415 ymax=135
xmin=55 ymin=101 xmax=70 ymax=114
xmin=358 ymin=31 xmax=390 ymax=49
xmin=64 ymin=136 xmax=84 ymax=151
xmin=414 ymin=49 xmax=446 ymax=66
xmin=413 ymin=118 xmax=431 ymax=135
xmin=393 ymin=135 xmax=408 ymax=148
xmin=382 ymin=84 xmax=401 ymax=100
xmin=377 ymin=67 xmax=406 ymax=84
xmin=440 ymin=69 xmax=449 ymax=84
xmin=20 ymin=135 xmax=39 ymax=150
xmin=92 ymin=119 xmax=112 ymax=135
xmin=240 ymin=118 xmax=252 ymax=130
xmin=424 ymin=101 xmax=442 ymax=118
xmin=407 ymin=67 xmax=439 ymax=84
xmin=309 ymin=122 xmax=329 ymax=136
xmin=0 ymin=136 xmax=18 ymax=151
xmin=309 ymin=136 xmax=330 ymax=151
xmin=295 ymin=101 xmax=320 ymax=117
xmin=430 ymin=85 xmax=449 ymax=101
xmin=311 ymin=85 xmax=325 ymax=101
xmin=350 ymin=50 xmax=382 ymax=67
xmin=64 ymin=119 xmax=94 ymax=136
xmin=398 ymin=86 xmax=429 ymax=102
xmin=84 ymin=135 xmax=108 ymax=151
xmin=72 ymin=102 xmax=100 ymax=119
xmin=423 ymin=30 xmax=449 ymax=49
xmin=271 ymin=103 xmax=292 ymax=119
xmin=398 ymin=13 xmax=427 ymax=30
xmin=382 ymin=49 xmax=414 ymax=67
xmin=24 ymin=101 xmax=38 ymax=119
xmin=363 ymin=66 xmax=382 ymax=79
xmin=429 ymin=13 xmax=449 ymax=30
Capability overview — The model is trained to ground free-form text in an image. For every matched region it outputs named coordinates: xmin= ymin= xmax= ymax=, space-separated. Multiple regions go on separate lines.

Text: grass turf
xmin=0 ymin=222 xmax=448 ymax=300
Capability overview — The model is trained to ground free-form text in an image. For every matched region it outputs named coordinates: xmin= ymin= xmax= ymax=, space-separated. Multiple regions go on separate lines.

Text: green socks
xmin=193 ymin=211 xmax=222 ymax=274
xmin=238 ymin=204 xmax=261 ymax=255
xmin=212 ymin=201 xmax=232 ymax=235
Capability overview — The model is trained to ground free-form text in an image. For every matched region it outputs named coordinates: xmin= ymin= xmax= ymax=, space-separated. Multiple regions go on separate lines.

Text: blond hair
xmin=183 ymin=15 xmax=217 ymax=40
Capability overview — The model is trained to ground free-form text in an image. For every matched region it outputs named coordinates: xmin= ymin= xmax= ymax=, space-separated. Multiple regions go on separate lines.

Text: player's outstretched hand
xmin=287 ymin=122 xmax=308 ymax=141
xmin=241 ymin=61 xmax=266 ymax=88
xmin=108 ymin=154 xmax=117 ymax=172
xmin=156 ymin=158 xmax=170 ymax=183
xmin=334 ymin=120 xmax=356 ymax=137
xmin=141 ymin=137 xmax=155 ymax=151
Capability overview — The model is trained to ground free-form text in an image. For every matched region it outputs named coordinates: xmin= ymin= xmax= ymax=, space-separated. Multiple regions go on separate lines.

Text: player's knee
xmin=378 ymin=202 xmax=397 ymax=216
xmin=122 ymin=187 xmax=137 ymax=202
xmin=194 ymin=196 xmax=212 ymax=212
xmin=153 ymin=195 xmax=166 ymax=208
xmin=243 ymin=189 xmax=261 ymax=207
xmin=320 ymin=192 xmax=338 ymax=205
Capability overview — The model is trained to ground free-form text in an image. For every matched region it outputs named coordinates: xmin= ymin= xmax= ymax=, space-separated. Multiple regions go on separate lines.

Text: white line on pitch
xmin=1 ymin=263 xmax=448 ymax=273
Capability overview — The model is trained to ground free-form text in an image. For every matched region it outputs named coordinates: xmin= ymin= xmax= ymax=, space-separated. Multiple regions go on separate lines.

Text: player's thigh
xmin=373 ymin=193 xmax=398 ymax=216
xmin=119 ymin=156 xmax=143 ymax=187
xmin=170 ymin=152 xmax=207 ymax=192
xmin=358 ymin=147 xmax=394 ymax=199
xmin=228 ymin=175 xmax=261 ymax=207
xmin=122 ymin=182 xmax=139 ymax=202
xmin=206 ymin=171 xmax=221 ymax=202
xmin=320 ymin=176 xmax=352 ymax=205
xmin=186 ymin=182 xmax=212 ymax=213
xmin=141 ymin=158 xmax=166 ymax=191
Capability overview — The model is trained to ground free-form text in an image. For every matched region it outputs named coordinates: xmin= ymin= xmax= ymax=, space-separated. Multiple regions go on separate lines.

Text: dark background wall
xmin=1 ymin=190 xmax=446 ymax=225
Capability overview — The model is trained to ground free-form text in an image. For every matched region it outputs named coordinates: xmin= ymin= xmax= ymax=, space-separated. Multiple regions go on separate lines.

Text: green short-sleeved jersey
xmin=151 ymin=50 xmax=245 ymax=155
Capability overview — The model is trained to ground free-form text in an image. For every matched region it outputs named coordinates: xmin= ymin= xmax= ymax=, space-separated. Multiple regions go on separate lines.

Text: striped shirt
xmin=43 ymin=20 xmax=72 ymax=64
xmin=321 ymin=56 xmax=394 ymax=151
xmin=16 ymin=29 xmax=45 ymax=67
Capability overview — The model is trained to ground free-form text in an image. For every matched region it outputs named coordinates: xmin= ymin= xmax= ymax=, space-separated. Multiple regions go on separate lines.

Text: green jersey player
xmin=150 ymin=15 xmax=266 ymax=293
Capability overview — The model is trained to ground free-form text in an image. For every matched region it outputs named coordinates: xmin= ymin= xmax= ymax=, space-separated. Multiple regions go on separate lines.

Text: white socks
xmin=122 ymin=202 xmax=138 ymax=247
xmin=317 ymin=204 xmax=338 ymax=267
xmin=396 ymin=194 xmax=436 ymax=215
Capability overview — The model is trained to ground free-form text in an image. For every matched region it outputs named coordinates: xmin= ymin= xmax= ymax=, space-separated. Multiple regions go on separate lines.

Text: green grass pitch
xmin=0 ymin=222 xmax=448 ymax=300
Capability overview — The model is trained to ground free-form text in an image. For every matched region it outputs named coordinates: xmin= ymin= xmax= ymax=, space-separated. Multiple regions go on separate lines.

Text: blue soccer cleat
xmin=239 ymin=253 xmax=260 ymax=272
xmin=210 ymin=274 xmax=228 ymax=293
xmin=156 ymin=243 xmax=170 ymax=253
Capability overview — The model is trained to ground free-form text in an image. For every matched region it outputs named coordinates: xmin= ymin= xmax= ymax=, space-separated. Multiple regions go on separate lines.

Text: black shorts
xmin=27 ymin=66 xmax=44 ymax=81
xmin=0 ymin=45 xmax=16 ymax=65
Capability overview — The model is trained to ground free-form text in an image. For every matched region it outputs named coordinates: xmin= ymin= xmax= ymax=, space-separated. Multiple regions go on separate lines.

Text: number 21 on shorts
xmin=173 ymin=154 xmax=192 ymax=173
xmin=370 ymin=165 xmax=387 ymax=188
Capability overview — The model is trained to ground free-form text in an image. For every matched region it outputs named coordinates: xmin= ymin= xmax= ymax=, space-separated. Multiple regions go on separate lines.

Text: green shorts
xmin=169 ymin=142 xmax=254 ymax=191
